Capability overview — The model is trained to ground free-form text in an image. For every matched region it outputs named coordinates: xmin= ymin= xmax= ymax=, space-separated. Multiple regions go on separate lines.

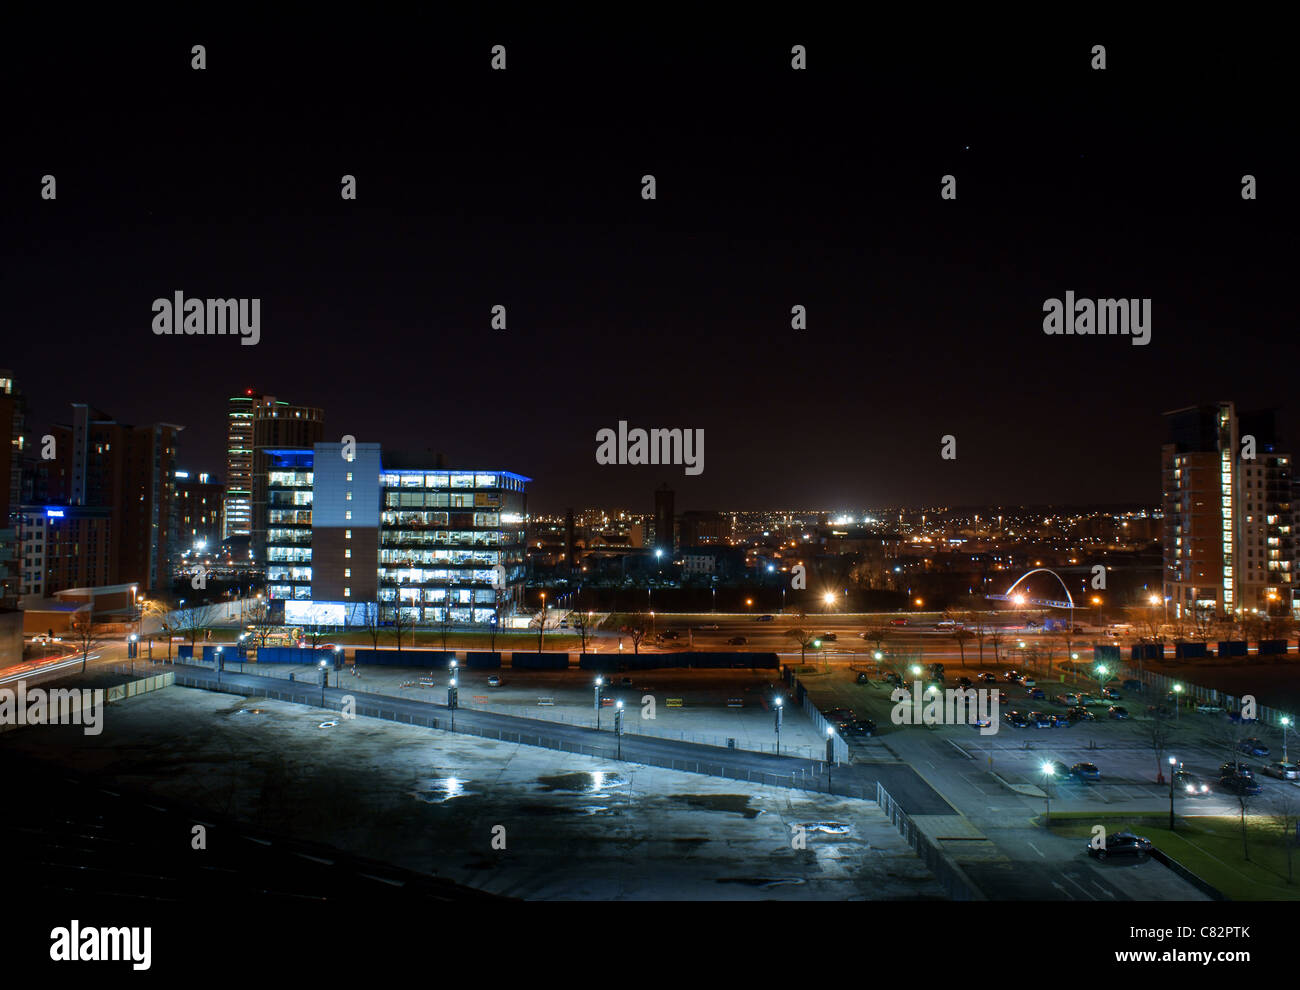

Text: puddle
xmin=318 ymin=720 xmax=338 ymax=729
xmin=716 ymin=877 xmax=805 ymax=888
xmin=410 ymin=777 xmax=473 ymax=804
xmin=667 ymin=794 xmax=763 ymax=819
xmin=574 ymin=804 xmax=617 ymax=817
xmin=536 ymin=772 xmax=627 ymax=793
xmin=794 ymin=821 xmax=852 ymax=835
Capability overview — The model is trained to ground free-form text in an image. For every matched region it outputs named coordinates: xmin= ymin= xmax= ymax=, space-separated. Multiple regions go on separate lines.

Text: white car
xmin=1262 ymin=761 xmax=1299 ymax=780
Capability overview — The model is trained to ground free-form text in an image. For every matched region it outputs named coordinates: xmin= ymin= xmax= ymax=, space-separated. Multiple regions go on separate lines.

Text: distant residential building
xmin=1162 ymin=402 xmax=1294 ymax=617
xmin=0 ymin=371 xmax=25 ymax=608
xmin=16 ymin=504 xmax=113 ymax=597
xmin=175 ymin=471 xmax=224 ymax=550
xmin=48 ymin=403 xmax=182 ymax=591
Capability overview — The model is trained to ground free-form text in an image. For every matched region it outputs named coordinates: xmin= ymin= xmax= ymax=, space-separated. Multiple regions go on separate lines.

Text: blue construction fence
xmin=511 ymin=652 xmax=570 ymax=670
xmin=353 ymin=649 xmax=457 ymax=666
xmin=579 ymin=652 xmax=780 ymax=672
xmin=463 ymin=651 xmax=502 ymax=669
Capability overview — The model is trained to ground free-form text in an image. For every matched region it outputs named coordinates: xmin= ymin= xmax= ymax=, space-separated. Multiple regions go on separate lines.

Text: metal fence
xmin=876 ymin=782 xmax=984 ymax=901
xmin=155 ymin=664 xmax=857 ymax=792
xmin=785 ymin=667 xmax=850 ymax=763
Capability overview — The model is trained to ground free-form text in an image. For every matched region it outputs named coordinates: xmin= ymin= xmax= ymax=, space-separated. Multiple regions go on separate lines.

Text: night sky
xmin=5 ymin=22 xmax=1294 ymax=513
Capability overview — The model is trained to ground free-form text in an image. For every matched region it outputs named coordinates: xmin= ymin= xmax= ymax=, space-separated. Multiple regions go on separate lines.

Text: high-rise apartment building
xmin=0 ymin=371 xmax=25 ymax=608
xmin=653 ymin=484 xmax=675 ymax=556
xmin=49 ymin=404 xmax=182 ymax=591
xmin=1162 ymin=402 xmax=1294 ymax=617
xmin=223 ymin=391 xmax=324 ymax=553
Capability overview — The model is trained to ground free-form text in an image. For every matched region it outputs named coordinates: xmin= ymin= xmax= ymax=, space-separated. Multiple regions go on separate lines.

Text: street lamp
xmin=1168 ymin=755 xmax=1177 ymax=830
xmin=615 ymin=700 xmax=624 ymax=759
xmin=1282 ymin=716 xmax=1293 ymax=764
xmin=1172 ymin=683 xmax=1183 ymax=721
xmin=318 ymin=658 xmax=328 ymax=705
xmin=448 ymin=675 xmax=458 ymax=729
xmin=594 ymin=676 xmax=604 ymax=730
xmin=774 ymin=697 xmax=783 ymax=754
xmin=215 ymin=645 xmax=224 ymax=685
xmin=1041 ymin=762 xmax=1055 ymax=825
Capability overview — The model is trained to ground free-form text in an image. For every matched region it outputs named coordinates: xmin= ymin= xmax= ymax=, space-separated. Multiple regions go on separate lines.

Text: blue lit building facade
xmin=265 ymin=443 xmax=528 ymax=627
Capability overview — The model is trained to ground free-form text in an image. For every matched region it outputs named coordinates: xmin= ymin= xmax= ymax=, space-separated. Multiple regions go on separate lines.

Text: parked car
xmin=1043 ymin=760 xmax=1071 ymax=778
xmin=1101 ymin=687 xmax=1122 ymax=701
xmin=1067 ymin=706 xmax=1096 ymax=722
xmin=824 ymin=707 xmax=856 ymax=722
xmin=1026 ymin=688 xmax=1046 ymax=700
xmin=1028 ymin=711 xmax=1054 ymax=728
xmin=1049 ymin=714 xmax=1072 ymax=728
xmin=1107 ymin=706 xmax=1129 ymax=720
xmin=957 ymin=676 xmax=975 ymax=689
xmin=889 ymin=619 xmax=908 ymax=627
xmin=1003 ymin=710 xmax=1029 ymax=728
xmin=979 ymin=672 xmax=998 ymax=683
xmin=1087 ymin=831 xmax=1152 ymax=860
xmin=1195 ymin=702 xmax=1224 ymax=714
xmin=1220 ymin=761 xmax=1255 ymax=779
xmin=1238 ymin=738 xmax=1271 ymax=757
xmin=757 ymin=615 xmax=775 ymax=622
xmin=999 ymin=691 xmax=1011 ymax=704
xmin=1217 ymin=774 xmax=1262 ymax=796
xmin=1173 ymin=770 xmax=1210 ymax=796
xmin=1262 ymin=761 xmax=1300 ymax=780
xmin=728 ymin=636 xmax=749 ymax=646
xmin=839 ymin=719 xmax=876 ymax=737
xmin=661 ymin=629 xmax=680 ymax=640
xmin=487 ymin=675 xmax=501 ymax=687
xmin=1071 ymin=762 xmax=1101 ymax=781
xmin=820 ymin=632 xmax=837 ymax=642
xmin=1004 ymin=670 xmax=1024 ymax=683
xmin=856 ymin=671 xmax=870 ymax=684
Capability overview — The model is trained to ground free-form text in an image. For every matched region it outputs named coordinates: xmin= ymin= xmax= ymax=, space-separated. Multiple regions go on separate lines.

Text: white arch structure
xmin=986 ymin=568 xmax=1077 ymax=611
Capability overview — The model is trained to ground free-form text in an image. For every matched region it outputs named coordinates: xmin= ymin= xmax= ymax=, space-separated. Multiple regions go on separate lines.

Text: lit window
xmin=344 ymin=588 xmax=351 ymax=597
xmin=345 ymin=568 xmax=351 ymax=577
xmin=345 ymin=548 xmax=352 ymax=558
xmin=345 ymin=510 xmax=352 ymax=520
xmin=346 ymin=491 xmax=353 ymax=501
xmin=345 ymin=529 xmax=352 ymax=539
xmin=346 ymin=472 xmax=353 ymax=482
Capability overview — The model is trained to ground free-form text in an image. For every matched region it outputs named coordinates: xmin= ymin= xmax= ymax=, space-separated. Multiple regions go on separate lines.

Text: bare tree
xmin=390 ymin=602 xmax=413 ymax=652
xmin=530 ymin=609 xmax=551 ymax=653
xmin=439 ymin=598 xmax=454 ymax=651
xmin=179 ymin=603 xmax=221 ymax=649
xmin=361 ymin=600 xmax=383 ymax=650
xmin=785 ymin=627 xmax=816 ymax=665
xmin=860 ymin=623 xmax=893 ymax=658
xmin=1144 ymin=715 xmax=1180 ymax=784
xmin=71 ymin=610 xmax=99 ymax=674
xmin=621 ymin=615 xmax=648 ymax=655
xmin=574 ymin=612 xmax=591 ymax=655
xmin=951 ymin=628 xmax=974 ymax=666
xmin=962 ymin=606 xmax=991 ymax=665
xmin=141 ymin=598 xmax=180 ymax=661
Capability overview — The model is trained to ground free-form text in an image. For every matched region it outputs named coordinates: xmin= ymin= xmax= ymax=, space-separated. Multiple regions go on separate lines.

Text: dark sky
xmin=4 ymin=21 xmax=1294 ymax=514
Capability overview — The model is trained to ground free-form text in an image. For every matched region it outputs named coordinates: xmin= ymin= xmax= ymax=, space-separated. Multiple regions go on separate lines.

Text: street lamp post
xmin=1172 ymin=683 xmax=1183 ymax=721
xmin=1282 ymin=716 xmax=1293 ymax=764
xmin=318 ymin=659 xmax=328 ymax=705
xmin=594 ymin=676 xmax=604 ymax=730
xmin=1168 ymin=755 xmax=1177 ymax=830
xmin=448 ymin=675 xmax=458 ymax=730
xmin=1041 ymin=762 xmax=1055 ymax=825
xmin=825 ymin=726 xmax=836 ymax=788
xmin=215 ymin=646 xmax=223 ymax=685
xmin=615 ymin=700 xmax=624 ymax=759
xmin=774 ymin=697 xmax=783 ymax=754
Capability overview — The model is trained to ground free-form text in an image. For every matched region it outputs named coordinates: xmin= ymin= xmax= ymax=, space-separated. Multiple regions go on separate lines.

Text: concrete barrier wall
xmin=2 ymin=671 xmax=173 ymax=734
xmin=353 ymin=649 xmax=455 ymax=666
